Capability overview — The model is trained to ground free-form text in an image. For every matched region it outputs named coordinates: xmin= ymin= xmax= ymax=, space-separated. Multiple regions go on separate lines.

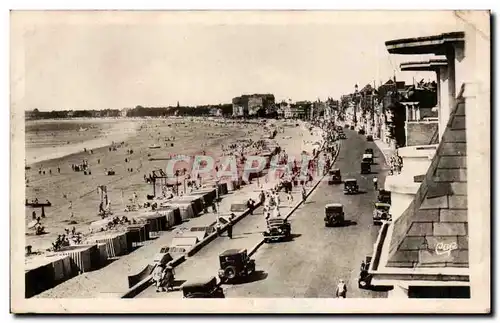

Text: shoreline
xmin=25 ymin=120 xmax=142 ymax=166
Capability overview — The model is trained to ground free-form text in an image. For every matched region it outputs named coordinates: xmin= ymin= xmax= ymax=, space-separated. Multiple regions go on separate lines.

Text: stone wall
xmin=406 ymin=122 xmax=439 ymax=146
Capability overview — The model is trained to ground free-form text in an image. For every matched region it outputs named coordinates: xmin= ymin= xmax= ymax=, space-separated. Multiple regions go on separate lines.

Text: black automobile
xmin=365 ymin=148 xmax=374 ymax=155
xmin=324 ymin=203 xmax=345 ymax=227
xmin=343 ymin=179 xmax=359 ymax=195
xmin=377 ymin=189 xmax=392 ymax=204
xmin=366 ymin=135 xmax=373 ymax=141
xmin=344 ymin=124 xmax=350 ymax=129
xmin=361 ymin=160 xmax=371 ymax=174
xmin=358 ymin=128 xmax=365 ymax=135
xmin=181 ymin=276 xmax=225 ymax=298
xmin=218 ymin=249 xmax=256 ymax=283
xmin=358 ymin=256 xmax=373 ymax=289
xmin=263 ymin=218 xmax=291 ymax=242
xmin=328 ymin=168 xmax=342 ymax=185
xmin=339 ymin=132 xmax=347 ymax=139
xmin=350 ymin=125 xmax=355 ymax=130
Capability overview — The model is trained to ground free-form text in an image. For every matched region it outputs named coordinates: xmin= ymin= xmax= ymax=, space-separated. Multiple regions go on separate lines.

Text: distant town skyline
xmin=12 ymin=11 xmax=465 ymax=111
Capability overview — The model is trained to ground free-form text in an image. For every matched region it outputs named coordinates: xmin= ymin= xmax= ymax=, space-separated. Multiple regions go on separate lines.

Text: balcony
xmin=384 ymin=144 xmax=437 ymax=220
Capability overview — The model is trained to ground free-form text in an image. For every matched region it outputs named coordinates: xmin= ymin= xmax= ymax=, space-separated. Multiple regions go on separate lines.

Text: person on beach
xmin=302 ymin=186 xmax=307 ymax=202
xmin=287 ymin=191 xmax=293 ymax=206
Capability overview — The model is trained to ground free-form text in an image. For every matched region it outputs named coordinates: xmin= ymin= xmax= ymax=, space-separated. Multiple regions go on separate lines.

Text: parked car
xmin=365 ymin=148 xmax=374 ymax=155
xmin=263 ymin=218 xmax=291 ymax=242
xmin=339 ymin=132 xmax=347 ymax=139
xmin=362 ymin=153 xmax=373 ymax=164
xmin=344 ymin=124 xmax=350 ymax=129
xmin=377 ymin=189 xmax=392 ymax=204
xmin=361 ymin=160 xmax=371 ymax=174
xmin=350 ymin=125 xmax=355 ymax=130
xmin=373 ymin=203 xmax=391 ymax=225
xmin=324 ymin=203 xmax=345 ymax=227
xmin=343 ymin=179 xmax=359 ymax=195
xmin=358 ymin=256 xmax=373 ymax=289
xmin=358 ymin=128 xmax=365 ymax=135
xmin=181 ymin=276 xmax=225 ymax=298
xmin=218 ymin=249 xmax=256 ymax=283
xmin=366 ymin=135 xmax=373 ymax=141
xmin=328 ymin=168 xmax=342 ymax=185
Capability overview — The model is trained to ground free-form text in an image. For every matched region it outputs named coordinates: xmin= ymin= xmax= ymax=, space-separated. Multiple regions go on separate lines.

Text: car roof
xmin=345 ymin=178 xmax=357 ymax=182
xmin=181 ymin=276 xmax=217 ymax=289
xmin=220 ymin=248 xmax=246 ymax=256
xmin=375 ymin=202 xmax=391 ymax=207
xmin=325 ymin=203 xmax=343 ymax=208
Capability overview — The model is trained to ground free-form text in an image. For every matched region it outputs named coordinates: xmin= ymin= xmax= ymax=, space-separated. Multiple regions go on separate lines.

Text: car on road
xmin=339 ymin=132 xmax=347 ymax=139
xmin=343 ymin=179 xmax=359 ymax=195
xmin=324 ymin=203 xmax=345 ymax=227
xmin=344 ymin=124 xmax=350 ymax=129
xmin=361 ymin=160 xmax=371 ymax=174
xmin=366 ymin=135 xmax=373 ymax=141
xmin=377 ymin=189 xmax=392 ymax=204
xmin=350 ymin=125 xmax=355 ymax=130
xmin=337 ymin=126 xmax=343 ymax=131
xmin=365 ymin=148 xmax=374 ymax=155
xmin=218 ymin=249 xmax=256 ymax=283
xmin=358 ymin=128 xmax=365 ymax=135
xmin=328 ymin=168 xmax=342 ymax=185
xmin=373 ymin=202 xmax=392 ymax=225
xmin=358 ymin=256 xmax=373 ymax=289
xmin=362 ymin=153 xmax=373 ymax=164
xmin=181 ymin=276 xmax=225 ymax=298
xmin=263 ymin=218 xmax=291 ymax=242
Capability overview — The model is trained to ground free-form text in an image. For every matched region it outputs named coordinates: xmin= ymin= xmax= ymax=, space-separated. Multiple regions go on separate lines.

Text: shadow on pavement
xmin=369 ymin=285 xmax=394 ymax=292
xmin=289 ymin=233 xmax=302 ymax=241
xmin=228 ymin=270 xmax=268 ymax=285
xmin=342 ymin=220 xmax=357 ymax=227
xmin=355 ymin=190 xmax=368 ymax=195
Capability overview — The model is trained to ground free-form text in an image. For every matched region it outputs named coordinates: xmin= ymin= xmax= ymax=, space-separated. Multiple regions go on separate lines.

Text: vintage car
xmin=263 ymin=218 xmax=291 ymax=242
xmin=337 ymin=126 xmax=343 ymax=131
xmin=181 ymin=276 xmax=225 ymax=298
xmin=218 ymin=248 xmax=256 ymax=282
xmin=339 ymin=132 xmax=347 ymax=139
xmin=350 ymin=125 xmax=355 ymax=130
xmin=358 ymin=256 xmax=373 ymax=289
xmin=344 ymin=124 xmax=350 ymax=129
xmin=377 ymin=189 xmax=392 ymax=204
xmin=358 ymin=128 xmax=365 ymax=135
xmin=328 ymin=168 xmax=342 ymax=185
xmin=361 ymin=160 xmax=371 ymax=174
xmin=365 ymin=148 xmax=374 ymax=155
xmin=366 ymin=135 xmax=373 ymax=141
xmin=362 ymin=153 xmax=373 ymax=164
xmin=324 ymin=203 xmax=345 ymax=227
xmin=343 ymin=179 xmax=359 ymax=195
xmin=373 ymin=202 xmax=392 ymax=225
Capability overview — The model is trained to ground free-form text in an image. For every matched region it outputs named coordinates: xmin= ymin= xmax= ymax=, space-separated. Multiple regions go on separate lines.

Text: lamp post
xmin=353 ymin=84 xmax=359 ymax=126
xmin=175 ymin=170 xmax=179 ymax=196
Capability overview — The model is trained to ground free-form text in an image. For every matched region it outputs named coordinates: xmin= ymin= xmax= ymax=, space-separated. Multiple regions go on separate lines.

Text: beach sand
xmin=25 ymin=117 xmax=283 ymax=252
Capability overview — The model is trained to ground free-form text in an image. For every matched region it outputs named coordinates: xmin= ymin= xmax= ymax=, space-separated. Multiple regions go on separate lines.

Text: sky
xmin=13 ymin=11 xmax=466 ymax=111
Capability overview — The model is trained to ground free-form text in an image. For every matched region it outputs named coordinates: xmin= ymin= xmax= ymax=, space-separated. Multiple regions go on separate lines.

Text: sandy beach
xmin=25 ymin=117 xmax=301 ymax=252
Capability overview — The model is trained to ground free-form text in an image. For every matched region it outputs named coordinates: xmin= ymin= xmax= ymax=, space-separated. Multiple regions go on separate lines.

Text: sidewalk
xmin=373 ymin=139 xmax=395 ymax=166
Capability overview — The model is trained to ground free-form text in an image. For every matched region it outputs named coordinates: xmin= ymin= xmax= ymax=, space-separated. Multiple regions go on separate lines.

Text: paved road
xmin=224 ymin=129 xmax=389 ymax=298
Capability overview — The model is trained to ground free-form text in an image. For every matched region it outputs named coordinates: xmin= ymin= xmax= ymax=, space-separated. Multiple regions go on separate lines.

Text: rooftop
xmin=385 ymin=31 xmax=465 ymax=55
xmin=387 ymin=92 xmax=468 ymax=269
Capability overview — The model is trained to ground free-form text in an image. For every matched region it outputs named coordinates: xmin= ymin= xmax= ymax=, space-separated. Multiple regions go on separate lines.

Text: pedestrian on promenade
xmin=287 ymin=191 xmax=293 ymax=206
xmin=336 ymin=279 xmax=347 ymax=298
xmin=373 ymin=177 xmax=378 ymax=190
xmin=302 ymin=186 xmax=307 ymax=202
xmin=227 ymin=224 xmax=233 ymax=239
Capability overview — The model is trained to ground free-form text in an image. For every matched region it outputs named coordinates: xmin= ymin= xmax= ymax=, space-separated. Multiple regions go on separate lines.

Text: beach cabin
xmin=189 ymin=188 xmax=217 ymax=207
xmin=155 ymin=206 xmax=182 ymax=227
xmin=126 ymin=223 xmax=150 ymax=249
xmin=84 ymin=231 xmax=128 ymax=259
xmin=55 ymin=244 xmax=100 ymax=274
xmin=173 ymin=195 xmax=204 ymax=216
xmin=25 ymin=254 xmax=77 ymax=298
xmin=164 ymin=202 xmax=195 ymax=221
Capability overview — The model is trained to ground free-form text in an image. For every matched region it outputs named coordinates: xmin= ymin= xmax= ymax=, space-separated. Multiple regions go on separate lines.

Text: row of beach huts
xmin=25 ymin=180 xmax=235 ymax=298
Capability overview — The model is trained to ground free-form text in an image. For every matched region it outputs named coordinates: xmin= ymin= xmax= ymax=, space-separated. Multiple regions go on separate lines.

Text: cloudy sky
xmin=13 ymin=11 xmax=466 ymax=111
